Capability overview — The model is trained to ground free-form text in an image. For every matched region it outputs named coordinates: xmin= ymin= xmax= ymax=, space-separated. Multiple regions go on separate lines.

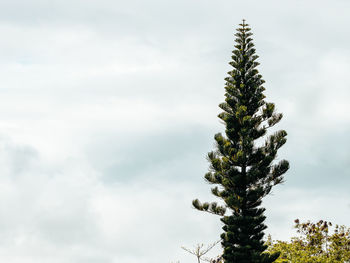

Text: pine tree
xmin=192 ymin=20 xmax=289 ymax=263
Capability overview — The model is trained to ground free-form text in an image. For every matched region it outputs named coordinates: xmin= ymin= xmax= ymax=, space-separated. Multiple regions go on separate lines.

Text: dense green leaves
xmin=192 ymin=20 xmax=289 ymax=263
xmin=267 ymin=220 xmax=350 ymax=263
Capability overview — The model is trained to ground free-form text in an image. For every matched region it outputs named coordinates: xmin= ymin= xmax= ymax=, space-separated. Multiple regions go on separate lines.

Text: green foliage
xmin=193 ymin=20 xmax=289 ymax=263
xmin=267 ymin=220 xmax=350 ymax=263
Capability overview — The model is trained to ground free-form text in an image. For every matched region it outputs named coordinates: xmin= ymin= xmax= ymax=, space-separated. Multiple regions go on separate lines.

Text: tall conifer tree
xmin=192 ymin=20 xmax=289 ymax=263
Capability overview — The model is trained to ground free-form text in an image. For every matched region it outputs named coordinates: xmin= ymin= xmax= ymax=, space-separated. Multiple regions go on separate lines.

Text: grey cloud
xmin=83 ymin=125 xmax=217 ymax=183
xmin=0 ymin=0 xmax=349 ymax=262
xmin=0 ymin=135 xmax=39 ymax=176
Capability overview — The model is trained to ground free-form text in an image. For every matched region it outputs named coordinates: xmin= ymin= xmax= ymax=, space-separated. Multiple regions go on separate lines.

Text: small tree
xmin=192 ymin=20 xmax=289 ymax=263
xmin=267 ymin=219 xmax=350 ymax=262
xmin=181 ymin=241 xmax=221 ymax=263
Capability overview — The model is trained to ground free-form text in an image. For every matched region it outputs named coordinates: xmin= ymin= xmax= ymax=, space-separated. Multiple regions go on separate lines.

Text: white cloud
xmin=265 ymin=186 xmax=350 ymax=241
xmin=0 ymin=0 xmax=348 ymax=262
xmin=0 ymin=136 xmax=223 ymax=263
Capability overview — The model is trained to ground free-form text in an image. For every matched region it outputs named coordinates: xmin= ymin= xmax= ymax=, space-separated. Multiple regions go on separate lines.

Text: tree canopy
xmin=192 ymin=20 xmax=289 ymax=263
xmin=267 ymin=220 xmax=350 ymax=263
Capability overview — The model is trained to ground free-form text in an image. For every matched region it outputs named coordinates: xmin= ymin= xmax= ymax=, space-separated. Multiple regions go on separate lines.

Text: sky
xmin=0 ymin=0 xmax=349 ymax=262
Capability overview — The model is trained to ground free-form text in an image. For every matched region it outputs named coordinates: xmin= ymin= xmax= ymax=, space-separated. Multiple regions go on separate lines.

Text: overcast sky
xmin=0 ymin=0 xmax=349 ymax=262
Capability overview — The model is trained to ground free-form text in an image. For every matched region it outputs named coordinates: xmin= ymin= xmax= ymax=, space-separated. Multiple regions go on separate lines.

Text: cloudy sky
xmin=0 ymin=0 xmax=349 ymax=262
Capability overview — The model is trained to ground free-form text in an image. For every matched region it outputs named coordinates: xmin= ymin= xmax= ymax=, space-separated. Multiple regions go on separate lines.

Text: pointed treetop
xmin=237 ymin=19 xmax=251 ymax=39
xmin=239 ymin=19 xmax=248 ymax=28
